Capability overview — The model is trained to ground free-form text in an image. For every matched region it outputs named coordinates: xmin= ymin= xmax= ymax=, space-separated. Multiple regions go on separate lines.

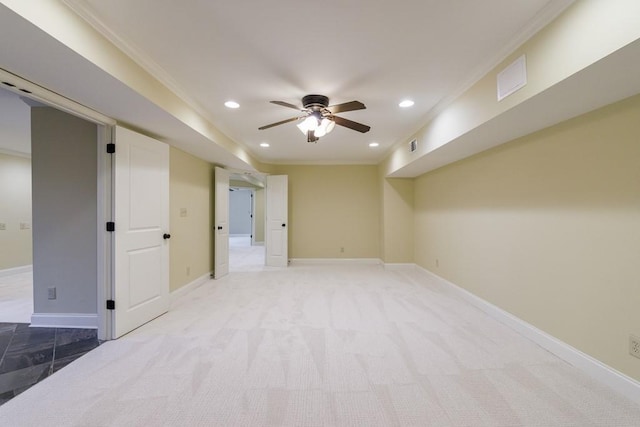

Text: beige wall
xmin=270 ymin=165 xmax=380 ymax=259
xmin=169 ymin=147 xmax=213 ymax=291
xmin=379 ymin=172 xmax=414 ymax=263
xmin=413 ymin=94 xmax=640 ymax=382
xmin=0 ymin=152 xmax=32 ymax=270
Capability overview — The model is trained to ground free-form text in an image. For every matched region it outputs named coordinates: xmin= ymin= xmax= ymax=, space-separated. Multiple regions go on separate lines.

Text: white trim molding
xmin=290 ymin=258 xmax=382 ymax=265
xmin=413 ymin=265 xmax=640 ymax=405
xmin=170 ymin=272 xmax=212 ymax=305
xmin=0 ymin=265 xmax=33 ymax=277
xmin=383 ymin=263 xmax=416 ymax=271
xmin=30 ymin=313 xmax=98 ymax=329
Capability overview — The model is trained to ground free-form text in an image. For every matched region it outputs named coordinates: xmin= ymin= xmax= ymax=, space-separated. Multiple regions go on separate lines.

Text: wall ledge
xmin=30 ymin=313 xmax=97 ymax=329
xmin=404 ymin=263 xmax=640 ymax=405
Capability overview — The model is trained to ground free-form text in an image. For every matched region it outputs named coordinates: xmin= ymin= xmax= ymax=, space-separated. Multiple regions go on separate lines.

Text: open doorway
xmin=0 ymin=77 xmax=111 ymax=339
xmin=0 ymin=86 xmax=34 ymax=323
xmin=228 ymin=174 xmax=265 ymax=271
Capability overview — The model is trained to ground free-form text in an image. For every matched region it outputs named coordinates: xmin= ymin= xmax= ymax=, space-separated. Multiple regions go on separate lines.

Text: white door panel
xmin=266 ymin=175 xmax=288 ymax=267
xmin=113 ymin=126 xmax=170 ymax=338
xmin=214 ymin=167 xmax=229 ymax=278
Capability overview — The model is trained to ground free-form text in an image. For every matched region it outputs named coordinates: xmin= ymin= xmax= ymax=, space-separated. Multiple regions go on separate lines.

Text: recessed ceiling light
xmin=224 ymin=100 xmax=240 ymax=109
xmin=369 ymin=142 xmax=379 ymax=148
xmin=399 ymin=99 xmax=414 ymax=108
xmin=260 ymin=142 xmax=270 ymax=148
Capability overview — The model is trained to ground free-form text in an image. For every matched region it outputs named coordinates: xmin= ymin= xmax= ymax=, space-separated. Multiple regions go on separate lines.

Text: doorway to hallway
xmin=228 ymin=186 xmax=265 ymax=271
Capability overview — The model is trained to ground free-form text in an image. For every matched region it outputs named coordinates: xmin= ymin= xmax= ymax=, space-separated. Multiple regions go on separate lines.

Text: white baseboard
xmin=290 ymin=258 xmax=382 ymax=265
xmin=413 ymin=265 xmax=640 ymax=405
xmin=30 ymin=313 xmax=98 ymax=329
xmin=383 ymin=263 xmax=416 ymax=271
xmin=0 ymin=264 xmax=32 ymax=277
xmin=170 ymin=272 xmax=212 ymax=305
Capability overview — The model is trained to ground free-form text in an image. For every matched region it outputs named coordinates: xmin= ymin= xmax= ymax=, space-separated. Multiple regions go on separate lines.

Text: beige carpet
xmin=1 ymin=262 xmax=639 ymax=426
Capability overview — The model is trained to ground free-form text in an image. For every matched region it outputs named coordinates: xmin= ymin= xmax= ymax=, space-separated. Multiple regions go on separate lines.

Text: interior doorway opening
xmin=0 ymin=69 xmax=114 ymax=340
xmin=0 ymin=85 xmax=33 ymax=323
xmin=228 ymin=174 xmax=266 ymax=271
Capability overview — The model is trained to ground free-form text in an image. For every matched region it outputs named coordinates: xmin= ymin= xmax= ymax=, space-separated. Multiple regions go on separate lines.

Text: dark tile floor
xmin=0 ymin=323 xmax=100 ymax=406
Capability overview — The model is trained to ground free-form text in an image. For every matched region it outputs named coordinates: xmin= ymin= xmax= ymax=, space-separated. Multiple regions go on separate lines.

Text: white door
xmin=214 ymin=167 xmax=229 ymax=278
xmin=266 ymin=175 xmax=288 ymax=267
xmin=113 ymin=126 xmax=170 ymax=338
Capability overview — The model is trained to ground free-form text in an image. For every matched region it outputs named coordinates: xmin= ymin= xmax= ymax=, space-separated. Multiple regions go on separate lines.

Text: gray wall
xmin=229 ymin=189 xmax=252 ymax=235
xmin=31 ymin=107 xmax=97 ymax=314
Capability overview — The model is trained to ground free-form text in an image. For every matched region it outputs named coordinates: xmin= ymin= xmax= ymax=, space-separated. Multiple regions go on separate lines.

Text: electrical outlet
xmin=630 ymin=335 xmax=640 ymax=359
xmin=340 ymin=247 xmax=344 ymax=253
xmin=180 ymin=208 xmax=187 ymax=217
xmin=47 ymin=287 xmax=56 ymax=300
xmin=0 ymin=223 xmax=6 ymax=230
xmin=186 ymin=266 xmax=191 ymax=276
xmin=436 ymin=258 xmax=439 ymax=267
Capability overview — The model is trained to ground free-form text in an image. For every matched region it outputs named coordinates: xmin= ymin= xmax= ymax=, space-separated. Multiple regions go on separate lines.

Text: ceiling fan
xmin=258 ymin=94 xmax=371 ymax=142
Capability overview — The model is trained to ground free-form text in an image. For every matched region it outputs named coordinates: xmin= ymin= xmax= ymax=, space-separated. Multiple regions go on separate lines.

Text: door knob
xmin=282 ymin=223 xmax=286 ymax=227
xmin=217 ymin=226 xmax=223 ymax=230
xmin=163 ymin=233 xmax=171 ymax=240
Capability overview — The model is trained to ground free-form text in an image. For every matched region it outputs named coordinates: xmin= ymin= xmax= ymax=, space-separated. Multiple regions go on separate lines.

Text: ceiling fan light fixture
xmin=297 ymin=114 xmax=320 ymax=135
xmin=314 ymin=118 xmax=335 ymax=138
xmin=260 ymin=94 xmax=370 ymax=139
xmin=325 ymin=118 xmax=335 ymax=133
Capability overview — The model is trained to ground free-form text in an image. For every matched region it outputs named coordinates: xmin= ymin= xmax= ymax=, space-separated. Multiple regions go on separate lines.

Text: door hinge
xmin=106 ymin=143 xmax=115 ymax=154
xmin=106 ymin=221 xmax=115 ymax=232
xmin=106 ymin=299 xmax=115 ymax=310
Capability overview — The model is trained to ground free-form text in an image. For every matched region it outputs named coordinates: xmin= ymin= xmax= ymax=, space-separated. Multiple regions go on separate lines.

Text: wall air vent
xmin=409 ymin=139 xmax=418 ymax=153
xmin=497 ymin=55 xmax=527 ymax=101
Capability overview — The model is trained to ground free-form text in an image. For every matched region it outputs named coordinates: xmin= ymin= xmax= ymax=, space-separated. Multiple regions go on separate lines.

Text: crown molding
xmin=61 ymin=1 xmax=215 ymax=125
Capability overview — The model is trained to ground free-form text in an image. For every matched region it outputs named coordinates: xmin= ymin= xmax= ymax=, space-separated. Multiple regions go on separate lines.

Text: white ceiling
xmin=59 ymin=0 xmax=569 ymax=165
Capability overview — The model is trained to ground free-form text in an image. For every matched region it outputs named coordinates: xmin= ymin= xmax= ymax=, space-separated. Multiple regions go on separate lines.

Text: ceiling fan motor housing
xmin=302 ymin=94 xmax=329 ymax=110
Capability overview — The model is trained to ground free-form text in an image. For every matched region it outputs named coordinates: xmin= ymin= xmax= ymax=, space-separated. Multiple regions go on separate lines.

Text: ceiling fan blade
xmin=258 ymin=116 xmax=300 ymax=130
xmin=332 ymin=115 xmax=371 ymax=133
xmin=328 ymin=100 xmax=366 ymax=114
xmin=270 ymin=100 xmax=304 ymax=111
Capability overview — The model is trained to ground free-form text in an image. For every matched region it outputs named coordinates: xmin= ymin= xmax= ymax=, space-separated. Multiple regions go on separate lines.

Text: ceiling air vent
xmin=497 ymin=54 xmax=527 ymax=101
xmin=409 ymin=139 xmax=418 ymax=153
